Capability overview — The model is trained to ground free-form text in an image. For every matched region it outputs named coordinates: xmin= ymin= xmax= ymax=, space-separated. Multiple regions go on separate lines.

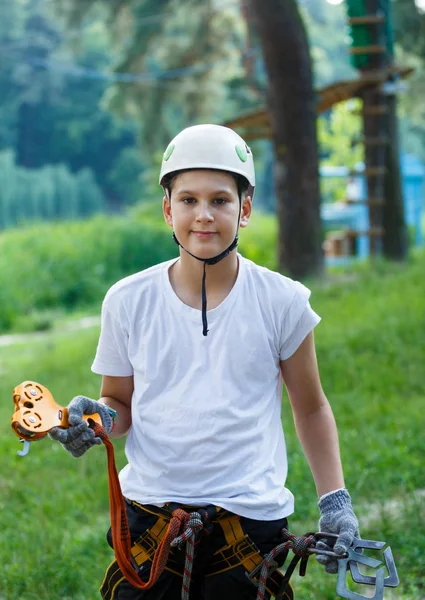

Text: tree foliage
xmin=1 ymin=0 xmax=424 ymax=256
xmin=318 ymin=100 xmax=363 ymax=168
xmin=51 ymin=0 xmax=259 ymax=150
xmin=0 ymin=151 xmax=105 ymax=229
xmin=0 ymin=0 xmax=143 ymax=210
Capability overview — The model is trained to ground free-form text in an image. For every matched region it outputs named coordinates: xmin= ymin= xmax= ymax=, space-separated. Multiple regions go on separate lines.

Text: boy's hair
xmin=162 ymin=169 xmax=250 ymax=201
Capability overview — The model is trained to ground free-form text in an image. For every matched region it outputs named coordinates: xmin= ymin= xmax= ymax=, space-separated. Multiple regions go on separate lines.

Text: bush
xmin=0 ymin=204 xmax=280 ymax=333
xmin=239 ymin=209 xmax=278 ymax=270
xmin=0 ymin=215 xmax=176 ymax=332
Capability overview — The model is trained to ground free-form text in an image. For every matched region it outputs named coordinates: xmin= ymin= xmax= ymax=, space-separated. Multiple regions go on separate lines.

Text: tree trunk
xmin=382 ymin=94 xmax=408 ymax=259
xmin=245 ymin=0 xmax=323 ymax=279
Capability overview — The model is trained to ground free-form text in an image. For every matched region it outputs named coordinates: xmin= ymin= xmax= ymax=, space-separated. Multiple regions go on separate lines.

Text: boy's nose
xmin=196 ymin=201 xmax=213 ymax=222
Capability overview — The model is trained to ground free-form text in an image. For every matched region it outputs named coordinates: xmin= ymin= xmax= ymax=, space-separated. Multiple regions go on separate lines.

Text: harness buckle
xmin=245 ymin=559 xmax=274 ymax=587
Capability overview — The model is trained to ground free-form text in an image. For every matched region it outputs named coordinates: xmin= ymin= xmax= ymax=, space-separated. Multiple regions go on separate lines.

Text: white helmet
xmin=159 ymin=124 xmax=255 ymax=200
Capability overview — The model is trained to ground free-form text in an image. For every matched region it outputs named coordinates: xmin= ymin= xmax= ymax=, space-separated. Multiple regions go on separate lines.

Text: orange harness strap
xmin=94 ymin=423 xmax=186 ymax=591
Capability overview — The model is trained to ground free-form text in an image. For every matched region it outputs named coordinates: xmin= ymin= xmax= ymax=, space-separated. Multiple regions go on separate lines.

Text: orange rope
xmin=93 ymin=424 xmax=186 ymax=590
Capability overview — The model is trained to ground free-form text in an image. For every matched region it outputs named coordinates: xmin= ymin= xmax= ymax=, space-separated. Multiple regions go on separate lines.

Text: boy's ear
xmin=239 ymin=196 xmax=252 ymax=229
xmin=162 ymin=196 xmax=173 ymax=227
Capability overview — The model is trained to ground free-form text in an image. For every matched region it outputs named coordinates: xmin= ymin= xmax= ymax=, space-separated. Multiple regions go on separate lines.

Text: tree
xmin=0 ymin=151 xmax=105 ymax=229
xmin=15 ymin=0 xmax=63 ymax=169
xmin=49 ymin=0 xmax=425 ymax=273
xmin=52 ymin=0 xmax=324 ymax=277
xmin=51 ymin=0 xmax=255 ymax=150
xmin=0 ymin=0 xmax=143 ymax=210
xmin=245 ymin=0 xmax=323 ymax=278
xmin=0 ymin=0 xmax=26 ymax=150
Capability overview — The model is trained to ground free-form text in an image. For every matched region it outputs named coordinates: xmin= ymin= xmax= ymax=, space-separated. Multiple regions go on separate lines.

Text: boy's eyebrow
xmin=175 ymin=189 xmax=234 ymax=196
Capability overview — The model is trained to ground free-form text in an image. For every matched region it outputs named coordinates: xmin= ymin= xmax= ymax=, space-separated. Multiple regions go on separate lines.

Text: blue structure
xmin=321 ymin=152 xmax=425 ymax=262
xmin=401 ymin=153 xmax=425 ymax=247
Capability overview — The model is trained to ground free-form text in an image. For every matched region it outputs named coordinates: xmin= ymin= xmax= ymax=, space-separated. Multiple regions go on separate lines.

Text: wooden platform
xmin=348 ymin=15 xmax=386 ymax=25
xmin=223 ymin=65 xmax=413 ymax=141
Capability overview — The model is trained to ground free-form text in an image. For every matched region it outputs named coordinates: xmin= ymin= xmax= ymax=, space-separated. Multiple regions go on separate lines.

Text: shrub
xmin=0 ymin=215 xmax=176 ymax=332
xmin=0 ymin=204 xmax=279 ymax=333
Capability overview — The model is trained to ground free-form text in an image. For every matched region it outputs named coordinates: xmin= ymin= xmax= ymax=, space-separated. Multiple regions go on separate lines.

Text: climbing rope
xmin=171 ymin=511 xmax=204 ymax=600
xmin=94 ymin=422 xmax=192 ymax=591
xmin=255 ymin=529 xmax=316 ymax=600
xmin=11 ymin=382 xmax=400 ymax=600
xmin=78 ymin=424 xmax=323 ymax=600
xmin=91 ymin=422 xmax=211 ymax=599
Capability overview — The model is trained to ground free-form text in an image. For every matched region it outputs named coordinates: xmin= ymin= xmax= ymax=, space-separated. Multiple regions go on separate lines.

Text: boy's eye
xmin=182 ymin=197 xmax=196 ymax=204
xmin=214 ymin=198 xmax=227 ymax=205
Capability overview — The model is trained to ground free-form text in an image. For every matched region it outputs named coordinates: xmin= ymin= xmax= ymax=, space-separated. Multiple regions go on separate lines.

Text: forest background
xmin=1 ymin=0 xmax=425 ymax=332
xmin=2 ymin=0 xmax=425 ymax=228
xmin=1 ymin=0 xmax=424 ymax=599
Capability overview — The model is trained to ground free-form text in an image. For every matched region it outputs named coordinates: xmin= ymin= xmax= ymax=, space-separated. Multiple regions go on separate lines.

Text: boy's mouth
xmin=192 ymin=231 xmax=217 ymax=238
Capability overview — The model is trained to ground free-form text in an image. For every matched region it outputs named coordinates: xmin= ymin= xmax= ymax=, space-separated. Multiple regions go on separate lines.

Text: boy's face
xmin=162 ymin=169 xmax=252 ymax=260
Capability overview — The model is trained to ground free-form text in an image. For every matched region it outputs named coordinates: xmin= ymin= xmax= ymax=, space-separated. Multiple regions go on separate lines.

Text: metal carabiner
xmin=350 ymin=543 xmax=400 ymax=588
xmin=17 ymin=439 xmax=31 ymax=457
xmin=337 ymin=546 xmax=386 ymax=600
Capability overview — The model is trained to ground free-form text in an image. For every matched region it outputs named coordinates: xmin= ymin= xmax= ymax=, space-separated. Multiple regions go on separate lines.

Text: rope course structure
xmin=224 ymin=0 xmax=412 ymax=259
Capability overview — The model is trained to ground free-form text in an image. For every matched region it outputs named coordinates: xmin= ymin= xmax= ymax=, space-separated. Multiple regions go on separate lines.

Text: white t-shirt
xmin=91 ymin=254 xmax=320 ymax=520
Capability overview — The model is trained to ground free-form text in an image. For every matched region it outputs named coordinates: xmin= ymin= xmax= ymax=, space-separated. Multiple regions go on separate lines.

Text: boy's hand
xmin=49 ymin=396 xmax=113 ymax=458
xmin=316 ymin=488 xmax=359 ymax=574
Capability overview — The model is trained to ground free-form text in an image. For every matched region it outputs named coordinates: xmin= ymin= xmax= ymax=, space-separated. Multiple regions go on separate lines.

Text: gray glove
xmin=49 ymin=395 xmax=113 ymax=458
xmin=316 ymin=488 xmax=359 ymax=574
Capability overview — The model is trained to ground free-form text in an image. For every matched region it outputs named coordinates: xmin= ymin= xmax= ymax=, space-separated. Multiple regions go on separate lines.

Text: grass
xmin=0 ymin=251 xmax=424 ymax=599
xmin=0 ymin=327 xmax=118 ymax=600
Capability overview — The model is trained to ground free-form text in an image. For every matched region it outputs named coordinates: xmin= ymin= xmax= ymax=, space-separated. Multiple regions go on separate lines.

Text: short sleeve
xmin=279 ymin=282 xmax=321 ymax=361
xmin=91 ymin=300 xmax=133 ymax=377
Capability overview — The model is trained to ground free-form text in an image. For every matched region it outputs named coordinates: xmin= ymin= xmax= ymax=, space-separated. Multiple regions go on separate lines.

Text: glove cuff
xmin=97 ymin=403 xmax=114 ymax=433
xmin=318 ymin=488 xmax=352 ymax=513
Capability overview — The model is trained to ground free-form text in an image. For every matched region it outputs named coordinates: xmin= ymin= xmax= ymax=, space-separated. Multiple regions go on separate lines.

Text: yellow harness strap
xmin=100 ymin=511 xmax=183 ymax=600
xmin=130 ymin=515 xmax=182 ymax=578
xmin=100 ymin=504 xmax=293 ymax=600
xmin=210 ymin=514 xmax=294 ymax=600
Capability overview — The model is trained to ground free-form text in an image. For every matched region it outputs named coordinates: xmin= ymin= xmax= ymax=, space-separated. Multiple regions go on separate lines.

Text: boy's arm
xmin=99 ymin=375 xmax=134 ymax=439
xmin=280 ymin=331 xmax=344 ymax=497
xmin=281 ymin=331 xmax=359 ymax=571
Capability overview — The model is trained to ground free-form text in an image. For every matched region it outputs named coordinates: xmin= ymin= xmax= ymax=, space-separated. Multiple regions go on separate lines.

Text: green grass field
xmin=0 ymin=251 xmax=424 ymax=599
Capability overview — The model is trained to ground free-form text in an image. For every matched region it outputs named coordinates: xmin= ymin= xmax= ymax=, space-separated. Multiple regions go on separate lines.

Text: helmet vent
xmin=163 ymin=143 xmax=175 ymax=161
xmin=235 ymin=144 xmax=247 ymax=162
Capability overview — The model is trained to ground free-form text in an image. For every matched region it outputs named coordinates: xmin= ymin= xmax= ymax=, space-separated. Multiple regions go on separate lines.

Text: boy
xmin=50 ymin=124 xmax=359 ymax=599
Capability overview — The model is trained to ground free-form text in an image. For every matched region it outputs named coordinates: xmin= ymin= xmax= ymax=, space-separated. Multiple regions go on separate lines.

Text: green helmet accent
xmin=159 ymin=124 xmax=255 ymax=199
xmin=235 ymin=144 xmax=248 ymax=163
xmin=163 ymin=143 xmax=175 ymax=161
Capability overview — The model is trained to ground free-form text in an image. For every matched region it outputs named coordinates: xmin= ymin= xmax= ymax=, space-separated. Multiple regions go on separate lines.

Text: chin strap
xmin=167 ymin=180 xmax=243 ymax=337
xmin=172 ymin=233 xmax=239 ymax=336
xmin=202 ymin=262 xmax=208 ymax=336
